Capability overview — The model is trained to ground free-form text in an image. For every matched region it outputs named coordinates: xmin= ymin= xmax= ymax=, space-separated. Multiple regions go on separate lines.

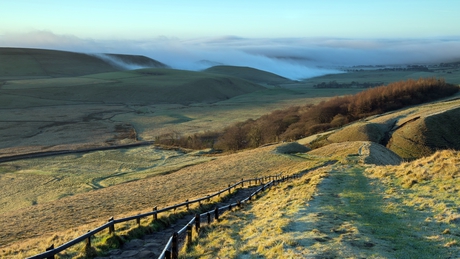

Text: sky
xmin=2 ymin=0 xmax=460 ymax=79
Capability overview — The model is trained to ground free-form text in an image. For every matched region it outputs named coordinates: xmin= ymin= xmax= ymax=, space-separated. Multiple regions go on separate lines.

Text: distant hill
xmin=204 ymin=65 xmax=293 ymax=86
xmin=94 ymin=53 xmax=168 ymax=70
xmin=0 ymin=68 xmax=265 ymax=106
xmin=0 ymin=47 xmax=167 ymax=79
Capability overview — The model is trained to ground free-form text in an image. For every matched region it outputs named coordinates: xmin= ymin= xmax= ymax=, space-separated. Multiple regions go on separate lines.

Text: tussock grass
xmin=0 ymin=144 xmax=321 ymax=258
xmin=364 ymin=149 xmax=460 ymax=256
xmin=185 ymin=161 xmax=459 ymax=258
xmin=184 ymin=167 xmax=329 ymax=258
xmin=366 ymin=150 xmax=460 ymax=226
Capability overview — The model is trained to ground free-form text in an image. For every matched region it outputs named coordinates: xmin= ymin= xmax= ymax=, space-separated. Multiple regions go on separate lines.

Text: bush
xmin=158 ymin=78 xmax=458 ymax=152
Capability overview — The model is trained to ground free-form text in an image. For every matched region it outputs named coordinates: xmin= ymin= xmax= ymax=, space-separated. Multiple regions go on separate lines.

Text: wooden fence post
xmin=237 ymin=200 xmax=241 ymax=208
xmin=195 ymin=214 xmax=200 ymax=232
xmin=165 ymin=251 xmax=171 ymax=259
xmin=85 ymin=230 xmax=91 ymax=254
xmin=214 ymin=207 xmax=219 ymax=220
xmin=186 ymin=199 xmax=189 ymax=210
xmin=228 ymin=184 xmax=231 ymax=194
xmin=153 ymin=206 xmax=158 ymax=221
xmin=46 ymin=244 xmax=54 ymax=259
xmin=207 ymin=212 xmax=211 ymax=224
xmin=186 ymin=224 xmax=193 ymax=248
xmin=108 ymin=217 xmax=115 ymax=235
xmin=172 ymin=232 xmax=179 ymax=259
xmin=229 ymin=203 xmax=232 ymax=211
xmin=136 ymin=214 xmax=141 ymax=226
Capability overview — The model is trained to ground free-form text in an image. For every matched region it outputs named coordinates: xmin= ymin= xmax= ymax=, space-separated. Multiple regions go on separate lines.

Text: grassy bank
xmin=184 ymin=159 xmax=459 ymax=258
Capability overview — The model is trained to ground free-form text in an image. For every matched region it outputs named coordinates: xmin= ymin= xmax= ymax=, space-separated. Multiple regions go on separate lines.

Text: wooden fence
xmin=26 ymin=160 xmax=335 ymax=259
xmin=26 ymin=174 xmax=293 ymax=259
xmin=157 ymin=175 xmax=300 ymax=259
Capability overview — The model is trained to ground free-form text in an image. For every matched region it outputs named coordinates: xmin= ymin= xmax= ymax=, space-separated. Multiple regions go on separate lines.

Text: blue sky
xmin=3 ymin=0 xmax=459 ymax=39
xmin=2 ymin=1 xmax=460 ymax=79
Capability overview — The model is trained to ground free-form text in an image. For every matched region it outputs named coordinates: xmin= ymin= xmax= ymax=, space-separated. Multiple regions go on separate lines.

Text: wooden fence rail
xmin=27 ymin=160 xmax=335 ymax=259
xmin=26 ymin=175 xmax=283 ymax=259
xmin=156 ymin=161 xmax=337 ymax=259
xmin=157 ymin=176 xmax=292 ymax=259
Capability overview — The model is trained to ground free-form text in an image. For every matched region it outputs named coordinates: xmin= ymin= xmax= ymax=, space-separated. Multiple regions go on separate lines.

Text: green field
xmin=1 ymin=47 xmax=460 ymax=258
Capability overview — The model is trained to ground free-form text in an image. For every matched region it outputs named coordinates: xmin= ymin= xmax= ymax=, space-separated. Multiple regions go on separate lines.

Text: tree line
xmin=313 ymin=80 xmax=384 ymax=88
xmin=156 ymin=78 xmax=459 ymax=152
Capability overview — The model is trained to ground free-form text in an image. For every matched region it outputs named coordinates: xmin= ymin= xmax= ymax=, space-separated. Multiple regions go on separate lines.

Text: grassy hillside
xmin=184 ymin=149 xmax=459 ymax=258
xmin=0 ymin=67 xmax=269 ymax=158
xmin=1 ymin=68 xmax=264 ymax=106
xmin=0 ymin=48 xmax=165 ymax=79
xmin=105 ymin=53 xmax=167 ymax=68
xmin=166 ymin=78 xmax=459 ymax=153
xmin=312 ymin=96 xmax=460 ymax=159
xmin=204 ymin=65 xmax=293 ymax=86
xmin=0 ymin=144 xmax=323 ymax=257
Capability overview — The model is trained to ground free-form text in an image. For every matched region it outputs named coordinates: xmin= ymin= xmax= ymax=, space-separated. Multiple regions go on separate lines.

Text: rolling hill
xmin=0 ymin=47 xmax=167 ymax=79
xmin=204 ymin=65 xmax=293 ymax=86
xmin=304 ymin=95 xmax=460 ymax=160
xmin=1 ymin=68 xmax=265 ymax=106
xmin=2 ymin=47 xmax=460 ymax=258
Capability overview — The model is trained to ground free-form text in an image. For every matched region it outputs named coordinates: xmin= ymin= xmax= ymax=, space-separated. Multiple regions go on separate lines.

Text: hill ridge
xmin=0 ymin=47 xmax=167 ymax=78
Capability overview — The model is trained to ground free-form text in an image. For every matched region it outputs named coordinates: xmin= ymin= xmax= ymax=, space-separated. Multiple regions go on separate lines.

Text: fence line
xmin=26 ymin=175 xmax=282 ymax=259
xmin=27 ymin=161 xmax=334 ymax=259
xmin=158 ymin=176 xmax=292 ymax=259
xmin=156 ymin=161 xmax=337 ymax=259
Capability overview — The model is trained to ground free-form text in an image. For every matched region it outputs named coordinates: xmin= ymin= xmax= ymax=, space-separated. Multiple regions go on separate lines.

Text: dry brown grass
xmin=307 ymin=141 xmax=402 ymax=166
xmin=185 ymin=166 xmax=330 ymax=259
xmin=366 ymin=149 xmax=460 ymax=188
xmin=186 ymin=159 xmax=460 ymax=258
xmin=0 ymin=143 xmax=321 ymax=258
xmin=365 ymin=149 xmax=460 ymax=251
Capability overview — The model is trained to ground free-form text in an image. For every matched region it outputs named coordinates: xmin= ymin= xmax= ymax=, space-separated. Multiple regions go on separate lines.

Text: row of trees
xmin=313 ymin=80 xmax=384 ymax=88
xmin=156 ymin=78 xmax=459 ymax=152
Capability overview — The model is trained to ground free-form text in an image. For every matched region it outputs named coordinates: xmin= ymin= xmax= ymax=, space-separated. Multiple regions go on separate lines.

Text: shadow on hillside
xmin=284 ymin=166 xmax=451 ymax=258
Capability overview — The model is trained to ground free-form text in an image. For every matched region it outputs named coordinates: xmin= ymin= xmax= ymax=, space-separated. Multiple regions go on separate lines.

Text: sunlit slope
xmin=0 ymin=68 xmax=265 ymax=106
xmin=204 ymin=65 xmax=293 ymax=85
xmin=0 ymin=47 xmax=165 ymax=78
xmin=306 ymin=96 xmax=460 ymax=159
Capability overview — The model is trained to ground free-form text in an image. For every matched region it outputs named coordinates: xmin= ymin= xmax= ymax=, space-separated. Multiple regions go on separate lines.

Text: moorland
xmin=0 ymin=47 xmax=459 ymax=258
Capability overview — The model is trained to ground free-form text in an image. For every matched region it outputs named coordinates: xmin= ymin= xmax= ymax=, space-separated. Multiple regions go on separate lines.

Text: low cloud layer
xmin=2 ymin=31 xmax=460 ymax=80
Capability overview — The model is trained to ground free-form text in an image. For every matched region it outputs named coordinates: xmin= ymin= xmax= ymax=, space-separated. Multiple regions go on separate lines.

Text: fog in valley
xmin=2 ymin=31 xmax=460 ymax=80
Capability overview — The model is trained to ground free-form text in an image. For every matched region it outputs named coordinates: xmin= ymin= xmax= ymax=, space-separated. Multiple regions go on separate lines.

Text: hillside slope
xmin=185 ymin=149 xmax=459 ymax=258
xmin=0 ymin=68 xmax=265 ymax=157
xmin=306 ymin=96 xmax=460 ymax=159
xmin=0 ymin=47 xmax=166 ymax=78
xmin=204 ymin=65 xmax=293 ymax=86
xmin=0 ymin=68 xmax=265 ymax=106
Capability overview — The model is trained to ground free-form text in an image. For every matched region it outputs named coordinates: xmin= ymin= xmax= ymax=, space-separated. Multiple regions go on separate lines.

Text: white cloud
xmin=2 ymin=31 xmax=460 ymax=80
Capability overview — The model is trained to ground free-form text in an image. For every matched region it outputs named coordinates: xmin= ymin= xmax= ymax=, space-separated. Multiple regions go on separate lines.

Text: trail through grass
xmin=185 ymin=163 xmax=457 ymax=258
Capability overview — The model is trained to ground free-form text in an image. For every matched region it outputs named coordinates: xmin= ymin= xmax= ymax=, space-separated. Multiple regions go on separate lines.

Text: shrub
xmin=159 ymin=78 xmax=458 ymax=152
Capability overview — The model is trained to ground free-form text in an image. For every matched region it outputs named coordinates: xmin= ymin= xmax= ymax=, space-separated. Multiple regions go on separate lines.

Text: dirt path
xmin=284 ymin=164 xmax=455 ymax=258
xmin=93 ymin=185 xmax=261 ymax=259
